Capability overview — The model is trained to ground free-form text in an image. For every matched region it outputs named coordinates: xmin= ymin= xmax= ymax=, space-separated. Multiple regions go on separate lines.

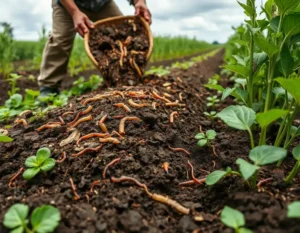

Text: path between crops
xmin=1 ymin=50 xmax=300 ymax=233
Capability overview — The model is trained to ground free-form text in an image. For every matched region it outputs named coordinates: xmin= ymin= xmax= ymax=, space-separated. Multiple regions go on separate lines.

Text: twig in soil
xmin=169 ymin=111 xmax=179 ymax=124
xmin=128 ymin=99 xmax=148 ymax=108
xmin=89 ymin=180 xmax=101 ymax=193
xmin=117 ymin=40 xmax=124 ymax=67
xmin=179 ymin=93 xmax=183 ymax=102
xmin=257 ymin=178 xmax=273 ymax=188
xmin=70 ymin=115 xmax=93 ymax=128
xmin=58 ymin=116 xmax=65 ymax=125
xmin=152 ymin=90 xmax=172 ymax=103
xmin=162 ymin=162 xmax=170 ymax=174
xmin=15 ymin=119 xmax=28 ymax=127
xmin=99 ymin=137 xmax=121 ymax=145
xmin=114 ymin=103 xmax=131 ymax=112
xmin=119 ymin=117 xmax=142 ymax=135
xmin=8 ymin=167 xmax=24 ymax=188
xmin=56 ymin=152 xmax=67 ymax=163
xmin=76 ymin=133 xmax=109 ymax=146
xmin=82 ymin=94 xmax=113 ymax=105
xmin=212 ymin=145 xmax=219 ymax=157
xmin=102 ymin=158 xmax=121 ymax=179
xmin=72 ymin=145 xmax=103 ymax=157
xmin=69 ymin=177 xmax=80 ymax=200
xmin=111 ymin=176 xmax=194 ymax=216
xmin=168 ymin=145 xmax=190 ymax=155
xmin=36 ymin=123 xmax=61 ymax=132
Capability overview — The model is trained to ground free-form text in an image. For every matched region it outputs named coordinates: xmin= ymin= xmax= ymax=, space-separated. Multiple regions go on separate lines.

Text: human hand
xmin=134 ymin=0 xmax=152 ymax=25
xmin=72 ymin=10 xmax=94 ymax=37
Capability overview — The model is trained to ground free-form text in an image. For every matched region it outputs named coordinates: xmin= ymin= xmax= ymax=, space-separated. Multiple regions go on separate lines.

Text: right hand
xmin=72 ymin=10 xmax=94 ymax=37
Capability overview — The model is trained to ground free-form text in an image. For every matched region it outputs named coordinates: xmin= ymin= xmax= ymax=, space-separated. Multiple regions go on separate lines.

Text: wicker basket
xmin=84 ymin=15 xmax=153 ymax=71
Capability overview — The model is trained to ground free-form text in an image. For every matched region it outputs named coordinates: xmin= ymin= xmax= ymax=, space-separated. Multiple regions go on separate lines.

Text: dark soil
xmin=1 ymin=50 xmax=300 ymax=233
xmin=89 ymin=17 xmax=149 ymax=86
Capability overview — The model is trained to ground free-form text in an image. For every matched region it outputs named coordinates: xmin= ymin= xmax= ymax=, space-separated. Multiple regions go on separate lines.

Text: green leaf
xmin=204 ymin=84 xmax=225 ymax=92
xmin=36 ymin=148 xmax=51 ymax=165
xmin=222 ymin=88 xmax=236 ymax=101
xmin=31 ymin=205 xmax=61 ymax=233
xmin=3 ymin=204 xmax=29 ymax=229
xmin=40 ymin=158 xmax=55 ymax=172
xmin=238 ymin=1 xmax=256 ymax=16
xmin=292 ymin=144 xmax=300 ymax=160
xmin=275 ymin=0 xmax=300 ymax=14
xmin=287 ymin=201 xmax=300 ymax=218
xmin=278 ymin=44 xmax=295 ymax=77
xmin=232 ymin=39 xmax=248 ymax=47
xmin=221 ymin=206 xmax=245 ymax=229
xmin=256 ymin=109 xmax=289 ymax=128
xmin=235 ymin=78 xmax=247 ymax=87
xmin=235 ymin=88 xmax=249 ymax=104
xmin=11 ymin=226 xmax=25 ymax=233
xmin=283 ymin=14 xmax=300 ymax=38
xmin=224 ymin=65 xmax=249 ymax=78
xmin=197 ymin=139 xmax=208 ymax=147
xmin=254 ymin=34 xmax=280 ymax=57
xmin=206 ymin=130 xmax=217 ymax=140
xmin=217 ymin=106 xmax=255 ymax=131
xmin=236 ymin=158 xmax=259 ymax=180
xmin=253 ymin=52 xmax=268 ymax=71
xmin=290 ymin=126 xmax=300 ymax=137
xmin=25 ymin=89 xmax=40 ymax=97
xmin=23 ymin=167 xmax=40 ymax=180
xmin=233 ymin=55 xmax=246 ymax=66
xmin=206 ymin=170 xmax=227 ymax=185
xmin=270 ymin=16 xmax=280 ymax=32
xmin=0 ymin=135 xmax=14 ymax=142
xmin=239 ymin=227 xmax=253 ymax=233
xmin=276 ymin=78 xmax=300 ymax=104
xmin=195 ymin=133 xmax=205 ymax=140
xmin=25 ymin=156 xmax=38 ymax=168
xmin=249 ymin=145 xmax=287 ymax=165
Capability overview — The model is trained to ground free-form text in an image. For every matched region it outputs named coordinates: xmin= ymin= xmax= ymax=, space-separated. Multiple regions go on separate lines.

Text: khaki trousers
xmin=38 ymin=0 xmax=122 ymax=88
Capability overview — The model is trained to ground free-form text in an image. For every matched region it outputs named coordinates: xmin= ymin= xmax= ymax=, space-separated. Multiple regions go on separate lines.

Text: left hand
xmin=134 ymin=0 xmax=152 ymax=25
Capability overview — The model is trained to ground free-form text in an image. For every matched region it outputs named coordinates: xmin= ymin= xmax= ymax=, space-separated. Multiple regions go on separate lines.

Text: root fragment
xmin=56 ymin=152 xmax=67 ymax=163
xmin=72 ymin=145 xmax=102 ymax=157
xmin=168 ymin=145 xmax=190 ymax=156
xmin=128 ymin=99 xmax=148 ymax=108
xmin=169 ymin=111 xmax=179 ymax=124
xmin=69 ymin=177 xmax=80 ymax=200
xmin=102 ymin=158 xmax=121 ymax=179
xmin=119 ymin=117 xmax=142 ymax=135
xmin=76 ymin=133 xmax=109 ymax=146
xmin=8 ymin=167 xmax=24 ymax=188
xmin=114 ymin=103 xmax=131 ymax=112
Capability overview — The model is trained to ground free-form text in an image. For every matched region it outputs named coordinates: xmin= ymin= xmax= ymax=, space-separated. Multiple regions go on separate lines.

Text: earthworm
xmin=47 ymin=121 xmax=62 ymax=125
xmin=100 ymin=114 xmax=108 ymax=123
xmin=80 ymin=105 xmax=93 ymax=115
xmin=99 ymin=137 xmax=120 ymax=145
xmin=132 ymin=59 xmax=142 ymax=77
xmin=124 ymin=36 xmax=132 ymax=46
xmin=62 ymin=111 xmax=74 ymax=117
xmin=67 ymin=112 xmax=80 ymax=126
xmin=177 ymin=77 xmax=183 ymax=83
xmin=89 ymin=180 xmax=101 ymax=193
xmin=117 ymin=40 xmax=124 ymax=67
xmin=8 ymin=167 xmax=24 ymax=188
xmin=152 ymin=90 xmax=172 ymax=103
xmin=67 ymin=106 xmax=92 ymax=126
xmin=163 ymin=82 xmax=172 ymax=87
xmin=127 ymin=91 xmax=147 ymax=98
xmin=162 ymin=162 xmax=170 ymax=174
xmin=163 ymin=92 xmax=172 ymax=98
xmin=19 ymin=110 xmax=32 ymax=117
xmin=212 ymin=145 xmax=218 ymax=157
xmin=166 ymin=102 xmax=186 ymax=107
xmin=168 ymin=145 xmax=190 ymax=156
xmin=114 ymin=103 xmax=131 ymax=112
xmin=36 ymin=123 xmax=61 ymax=132
xmin=102 ymin=158 xmax=121 ymax=179
xmin=128 ymin=99 xmax=148 ymax=108
xmin=56 ymin=152 xmax=66 ymax=163
xmin=119 ymin=117 xmax=142 ymax=135
xmin=72 ymin=145 xmax=103 ymax=157
xmin=69 ymin=177 xmax=80 ymax=200
xmin=15 ymin=119 xmax=28 ymax=127
xmin=152 ymin=102 xmax=157 ymax=110
xmin=76 ymin=133 xmax=109 ymax=146
xmin=58 ymin=116 xmax=65 ymax=125
xmin=199 ymin=125 xmax=203 ymax=133
xmin=132 ymin=22 xmax=137 ymax=31
xmin=179 ymin=180 xmax=196 ymax=186
xmin=112 ymin=115 xmax=125 ymax=119
xmin=257 ymin=178 xmax=273 ymax=188
xmin=110 ymin=130 xmax=125 ymax=140
xmin=130 ymin=50 xmax=145 ymax=55
xmin=169 ymin=111 xmax=179 ymax=124
xmin=187 ymin=161 xmax=206 ymax=184
xmin=123 ymin=46 xmax=128 ymax=57
xmin=82 ymin=94 xmax=113 ymax=105
xmin=111 ymin=176 xmax=190 ymax=215
xmin=99 ymin=122 xmax=108 ymax=133
xmin=113 ymin=91 xmax=125 ymax=98
xmin=179 ymin=93 xmax=183 ymax=102
xmin=71 ymin=115 xmax=93 ymax=128
xmin=212 ymin=160 xmax=216 ymax=169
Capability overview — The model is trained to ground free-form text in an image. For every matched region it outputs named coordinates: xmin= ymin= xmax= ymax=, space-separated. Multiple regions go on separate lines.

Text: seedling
xmin=285 ymin=144 xmax=300 ymax=184
xmin=206 ymin=95 xmax=220 ymax=108
xmin=145 ymin=65 xmax=170 ymax=76
xmin=204 ymin=111 xmax=217 ymax=120
xmin=206 ymin=145 xmax=287 ymax=189
xmin=0 ymin=133 xmax=13 ymax=142
xmin=23 ymin=147 xmax=55 ymax=180
xmin=3 ymin=203 xmax=60 ymax=233
xmin=195 ymin=130 xmax=216 ymax=147
xmin=287 ymin=202 xmax=300 ymax=218
xmin=221 ymin=206 xmax=252 ymax=233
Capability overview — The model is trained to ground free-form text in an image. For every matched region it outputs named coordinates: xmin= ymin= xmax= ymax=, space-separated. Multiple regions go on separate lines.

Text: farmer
xmin=38 ymin=0 xmax=152 ymax=98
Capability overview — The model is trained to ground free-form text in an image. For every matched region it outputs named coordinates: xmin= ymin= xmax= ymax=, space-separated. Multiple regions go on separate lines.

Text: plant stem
xmin=285 ymin=161 xmax=300 ymax=184
xmin=259 ymin=127 xmax=267 ymax=146
xmin=264 ymin=57 xmax=275 ymax=112
xmin=250 ymin=171 xmax=258 ymax=189
xmin=283 ymin=105 xmax=298 ymax=148
xmin=247 ymin=128 xmax=255 ymax=149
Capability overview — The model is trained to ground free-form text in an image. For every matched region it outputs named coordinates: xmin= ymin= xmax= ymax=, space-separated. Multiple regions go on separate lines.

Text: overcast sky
xmin=0 ymin=0 xmax=249 ymax=43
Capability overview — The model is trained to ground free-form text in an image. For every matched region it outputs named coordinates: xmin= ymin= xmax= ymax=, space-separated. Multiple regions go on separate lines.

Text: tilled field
xmin=1 ymin=50 xmax=300 ymax=233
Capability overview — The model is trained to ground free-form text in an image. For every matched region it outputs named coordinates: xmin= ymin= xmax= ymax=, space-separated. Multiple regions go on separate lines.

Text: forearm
xmin=129 ymin=0 xmax=146 ymax=5
xmin=60 ymin=0 xmax=80 ymax=16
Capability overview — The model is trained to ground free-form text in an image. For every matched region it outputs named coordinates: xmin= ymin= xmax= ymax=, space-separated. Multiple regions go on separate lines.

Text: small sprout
xmin=23 ymin=148 xmax=55 ymax=180
xmin=206 ymin=167 xmax=232 ymax=186
xmin=206 ymin=95 xmax=220 ymax=108
xmin=285 ymin=144 xmax=300 ymax=184
xmin=195 ymin=129 xmax=216 ymax=147
xmin=221 ymin=206 xmax=252 ymax=233
xmin=3 ymin=203 xmax=61 ymax=233
xmin=204 ymin=111 xmax=217 ymax=120
xmin=287 ymin=202 xmax=300 ymax=218
xmin=0 ymin=133 xmax=13 ymax=142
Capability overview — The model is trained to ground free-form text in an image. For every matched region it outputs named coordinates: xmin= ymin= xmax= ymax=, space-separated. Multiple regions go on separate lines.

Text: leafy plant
xmin=69 ymin=75 xmax=103 ymax=96
xmin=206 ymin=95 xmax=220 ymax=108
xmin=23 ymin=148 xmax=55 ymax=180
xmin=285 ymin=144 xmax=300 ymax=183
xmin=3 ymin=203 xmax=61 ymax=233
xmin=195 ymin=130 xmax=217 ymax=147
xmin=6 ymin=73 xmax=21 ymax=96
xmin=287 ymin=202 xmax=300 ymax=218
xmin=145 ymin=65 xmax=170 ymax=76
xmin=204 ymin=111 xmax=217 ymax=120
xmin=0 ymin=23 xmax=14 ymax=78
xmin=221 ymin=206 xmax=252 ymax=233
